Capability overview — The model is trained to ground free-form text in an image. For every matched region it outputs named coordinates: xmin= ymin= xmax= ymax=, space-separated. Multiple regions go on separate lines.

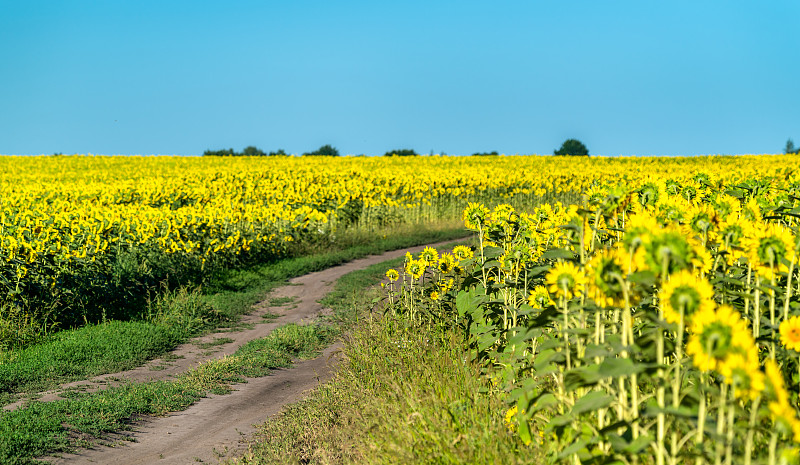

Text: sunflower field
xmin=1 ymin=154 xmax=591 ymax=349
xmin=385 ymin=154 xmax=800 ymax=464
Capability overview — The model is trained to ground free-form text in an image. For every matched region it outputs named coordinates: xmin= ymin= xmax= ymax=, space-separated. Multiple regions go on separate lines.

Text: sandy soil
xmin=34 ymin=239 xmax=464 ymax=465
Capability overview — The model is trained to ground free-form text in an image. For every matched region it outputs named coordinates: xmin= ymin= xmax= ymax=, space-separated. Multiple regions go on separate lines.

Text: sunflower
xmin=585 ymin=248 xmax=628 ymax=308
xmin=545 ymin=261 xmax=586 ymax=300
xmin=741 ymin=197 xmax=763 ymax=223
xmin=690 ymin=242 xmax=713 ymax=274
xmin=686 ymin=304 xmax=753 ymax=372
xmin=642 ymin=227 xmax=695 ymax=277
xmin=463 ymin=202 xmax=489 ymax=230
xmin=718 ymin=349 xmax=764 ymax=401
xmin=717 ymin=217 xmax=749 ymax=265
xmin=764 ymin=359 xmax=791 ymax=407
xmin=684 ymin=204 xmax=719 ymax=243
xmin=659 ymin=270 xmax=714 ymax=325
xmin=452 ymin=245 xmax=473 ymax=261
xmin=527 ymin=285 xmax=554 ymax=308
xmin=419 ymin=246 xmax=439 ymax=264
xmin=385 ymin=269 xmax=399 ymax=282
xmin=655 ymin=197 xmax=687 ymax=224
xmin=637 ymin=182 xmax=662 ymax=209
xmin=743 ymin=223 xmax=796 ymax=279
xmin=780 ymin=316 xmax=800 ymax=352
xmin=712 ymin=193 xmax=742 ymax=219
xmin=437 ymin=253 xmax=457 ymax=274
xmin=768 ymin=399 xmax=800 ymax=442
xmin=405 ymin=258 xmax=426 ymax=280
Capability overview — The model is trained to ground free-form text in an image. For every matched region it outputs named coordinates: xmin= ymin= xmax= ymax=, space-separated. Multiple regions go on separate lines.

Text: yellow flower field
xmin=1 ymin=153 xmax=799 ymax=352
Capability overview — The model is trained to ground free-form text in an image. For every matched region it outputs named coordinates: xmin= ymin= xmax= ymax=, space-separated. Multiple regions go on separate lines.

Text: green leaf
xmin=558 ymin=438 xmax=589 ymax=460
xmin=564 ymin=364 xmax=601 ymax=391
xmin=518 ymin=415 xmax=533 ymax=445
xmin=547 ymin=413 xmax=573 ymax=430
xmin=627 ymin=270 xmax=656 ymax=286
xmin=598 ymin=357 xmax=643 ymax=378
xmin=526 ymin=265 xmax=551 ymax=277
xmin=534 ymin=349 xmax=565 ymax=370
xmin=584 ymin=344 xmax=614 ymax=359
xmin=542 ymin=248 xmax=575 ymax=260
xmin=571 ymin=390 xmax=614 ymax=416
xmin=533 ymin=393 xmax=558 ymax=412
xmin=623 ymin=434 xmax=653 ymax=454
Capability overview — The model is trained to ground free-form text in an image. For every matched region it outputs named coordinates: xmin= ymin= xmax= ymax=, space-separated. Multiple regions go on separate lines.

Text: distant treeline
xmin=202 ymin=144 xmax=341 ymax=157
xmin=203 ymin=145 xmax=508 ymax=157
xmin=202 ymin=146 xmax=288 ymax=157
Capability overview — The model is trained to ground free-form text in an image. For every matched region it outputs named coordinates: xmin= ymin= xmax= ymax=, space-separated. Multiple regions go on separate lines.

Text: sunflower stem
xmin=744 ymin=395 xmax=761 ymax=465
xmin=784 ymin=255 xmax=796 ymax=322
xmin=724 ymin=387 xmax=735 ymax=465
xmin=696 ymin=373 xmax=707 ymax=446
xmin=714 ymin=381 xmax=727 ymax=465
xmin=770 ymin=255 xmax=777 ymax=361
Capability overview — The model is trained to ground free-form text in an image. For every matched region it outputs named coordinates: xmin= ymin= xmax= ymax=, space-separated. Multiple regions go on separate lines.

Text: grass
xmin=0 ymin=323 xmax=334 ymax=465
xmin=226 ymin=239 xmax=531 ymax=465
xmin=0 ymin=222 xmax=468 ymax=406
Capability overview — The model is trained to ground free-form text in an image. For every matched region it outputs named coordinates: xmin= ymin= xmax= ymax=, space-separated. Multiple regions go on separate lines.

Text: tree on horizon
xmin=554 ymin=139 xmax=589 ymax=157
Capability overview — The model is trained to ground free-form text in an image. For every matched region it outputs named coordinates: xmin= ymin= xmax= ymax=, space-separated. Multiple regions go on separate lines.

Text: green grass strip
xmin=0 ymin=323 xmax=334 ymax=465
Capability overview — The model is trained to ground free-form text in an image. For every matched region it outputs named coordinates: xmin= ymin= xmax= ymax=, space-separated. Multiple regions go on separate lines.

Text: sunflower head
xmin=405 ymin=258 xmax=426 ymax=280
xmin=643 ymin=228 xmax=694 ymax=278
xmin=764 ymin=359 xmax=791 ymax=406
xmin=687 ymin=305 xmax=753 ymax=372
xmin=437 ymin=253 xmax=456 ymax=274
xmin=385 ymin=269 xmax=399 ymax=282
xmin=687 ymin=205 xmax=717 ymax=236
xmin=622 ymin=211 xmax=662 ymax=253
xmin=712 ymin=193 xmax=742 ymax=219
xmin=586 ymin=248 xmax=628 ymax=308
xmin=637 ymin=182 xmax=661 ymax=209
xmin=718 ymin=349 xmax=764 ymax=401
xmin=744 ymin=224 xmax=795 ymax=279
xmin=527 ymin=285 xmax=553 ymax=308
xmin=780 ymin=315 xmax=800 ymax=352
xmin=545 ymin=261 xmax=586 ymax=300
xmin=419 ymin=246 xmax=439 ymax=264
xmin=452 ymin=245 xmax=474 ymax=261
xmin=660 ymin=270 xmax=714 ymax=325
xmin=463 ymin=202 xmax=490 ymax=230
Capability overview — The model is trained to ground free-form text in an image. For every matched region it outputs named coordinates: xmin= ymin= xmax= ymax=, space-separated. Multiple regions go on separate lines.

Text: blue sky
xmin=2 ymin=1 xmax=798 ymax=157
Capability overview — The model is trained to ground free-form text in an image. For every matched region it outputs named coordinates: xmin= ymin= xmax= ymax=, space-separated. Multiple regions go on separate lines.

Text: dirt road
xmin=40 ymin=239 xmax=464 ymax=464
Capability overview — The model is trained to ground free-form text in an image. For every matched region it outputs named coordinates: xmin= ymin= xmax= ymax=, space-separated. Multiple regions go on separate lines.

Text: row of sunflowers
xmin=385 ymin=157 xmax=800 ymax=464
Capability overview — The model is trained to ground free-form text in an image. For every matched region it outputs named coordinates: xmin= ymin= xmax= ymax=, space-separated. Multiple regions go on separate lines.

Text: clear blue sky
xmin=2 ymin=1 xmax=798 ymax=157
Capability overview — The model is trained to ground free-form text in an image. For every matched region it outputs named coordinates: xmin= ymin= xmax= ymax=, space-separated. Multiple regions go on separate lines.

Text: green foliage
xmin=554 ymin=139 xmax=589 ymax=156
xmin=302 ymin=144 xmax=340 ymax=156
xmin=202 ymin=146 xmax=285 ymax=156
xmin=471 ymin=151 xmax=499 ymax=156
xmin=383 ymin=148 xmax=418 ymax=157
xmin=785 ymin=138 xmax=798 ymax=154
xmin=241 ymin=146 xmax=267 ymax=156
xmin=203 ymin=147 xmax=237 ymax=156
